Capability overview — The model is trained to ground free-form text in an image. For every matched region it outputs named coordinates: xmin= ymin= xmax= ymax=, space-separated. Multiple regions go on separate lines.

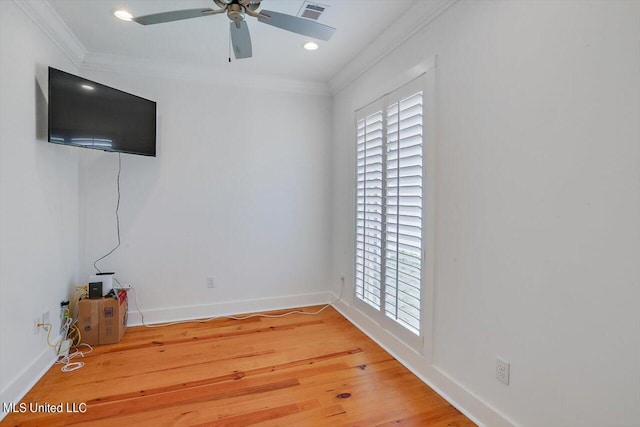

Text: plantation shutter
xmin=384 ymin=91 xmax=423 ymax=334
xmin=355 ymin=104 xmax=385 ymax=310
xmin=355 ymin=76 xmax=425 ymax=338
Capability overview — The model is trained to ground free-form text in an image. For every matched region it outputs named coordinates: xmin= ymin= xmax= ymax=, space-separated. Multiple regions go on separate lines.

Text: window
xmin=355 ymin=76 xmax=426 ymax=342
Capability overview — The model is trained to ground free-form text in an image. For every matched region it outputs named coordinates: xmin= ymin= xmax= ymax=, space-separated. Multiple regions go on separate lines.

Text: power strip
xmin=114 ymin=283 xmax=132 ymax=290
xmin=57 ymin=339 xmax=72 ymax=358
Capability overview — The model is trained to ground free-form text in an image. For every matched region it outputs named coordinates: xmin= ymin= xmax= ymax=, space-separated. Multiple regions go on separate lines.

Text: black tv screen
xmin=48 ymin=67 xmax=156 ymax=157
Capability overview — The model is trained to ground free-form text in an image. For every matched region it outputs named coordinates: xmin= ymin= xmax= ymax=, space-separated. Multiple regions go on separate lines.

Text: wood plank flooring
xmin=3 ymin=306 xmax=475 ymax=426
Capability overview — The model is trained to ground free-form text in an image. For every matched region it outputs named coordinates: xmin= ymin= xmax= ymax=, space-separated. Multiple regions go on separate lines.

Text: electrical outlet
xmin=207 ymin=276 xmax=215 ymax=289
xmin=42 ymin=311 xmax=49 ymax=326
xmin=34 ymin=317 xmax=41 ymax=334
xmin=496 ymin=357 xmax=510 ymax=385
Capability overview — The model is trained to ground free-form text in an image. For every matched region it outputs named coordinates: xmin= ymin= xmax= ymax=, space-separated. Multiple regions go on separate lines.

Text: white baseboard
xmin=125 ymin=290 xmax=334 ymax=326
xmin=0 ymin=343 xmax=58 ymax=422
xmin=331 ymin=297 xmax=517 ymax=427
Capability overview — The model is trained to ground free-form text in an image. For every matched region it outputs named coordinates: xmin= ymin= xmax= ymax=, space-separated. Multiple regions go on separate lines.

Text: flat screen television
xmin=48 ymin=67 xmax=157 ymax=157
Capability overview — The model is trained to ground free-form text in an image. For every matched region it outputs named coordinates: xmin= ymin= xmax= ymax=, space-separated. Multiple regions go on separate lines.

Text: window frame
xmin=353 ymin=71 xmax=435 ymax=354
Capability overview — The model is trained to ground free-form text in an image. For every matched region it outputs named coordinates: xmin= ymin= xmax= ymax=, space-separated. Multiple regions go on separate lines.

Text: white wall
xmin=331 ymin=1 xmax=640 ymax=426
xmin=78 ymin=70 xmax=333 ymax=323
xmin=0 ymin=1 xmax=80 ymax=414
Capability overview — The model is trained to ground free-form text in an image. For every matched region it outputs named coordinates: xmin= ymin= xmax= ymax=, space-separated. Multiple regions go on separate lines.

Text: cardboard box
xmin=77 ymin=290 xmax=128 ymax=345
xmin=77 ymin=296 xmax=100 ymax=345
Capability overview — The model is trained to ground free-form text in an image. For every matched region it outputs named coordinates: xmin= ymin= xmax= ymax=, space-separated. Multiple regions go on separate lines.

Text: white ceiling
xmin=47 ymin=0 xmax=418 ymax=84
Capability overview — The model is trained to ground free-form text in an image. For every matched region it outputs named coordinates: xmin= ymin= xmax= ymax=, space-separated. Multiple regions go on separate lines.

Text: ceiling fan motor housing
xmin=214 ymin=0 xmax=262 ymax=12
xmin=241 ymin=0 xmax=262 ymax=11
xmin=227 ymin=3 xmax=245 ymax=25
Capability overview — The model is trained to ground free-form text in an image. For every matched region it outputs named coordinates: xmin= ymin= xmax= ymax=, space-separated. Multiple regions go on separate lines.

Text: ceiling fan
xmin=131 ymin=0 xmax=336 ymax=60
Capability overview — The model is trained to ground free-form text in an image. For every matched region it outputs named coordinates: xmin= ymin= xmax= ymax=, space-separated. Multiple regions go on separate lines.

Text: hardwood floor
xmin=3 ymin=306 xmax=475 ymax=426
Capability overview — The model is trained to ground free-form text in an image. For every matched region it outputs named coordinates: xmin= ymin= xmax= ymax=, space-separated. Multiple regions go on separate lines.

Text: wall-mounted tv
xmin=48 ymin=67 xmax=157 ymax=157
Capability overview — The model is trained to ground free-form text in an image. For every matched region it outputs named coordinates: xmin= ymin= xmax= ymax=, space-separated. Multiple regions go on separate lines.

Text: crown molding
xmin=80 ymin=52 xmax=331 ymax=96
xmin=328 ymin=0 xmax=457 ymax=95
xmin=13 ymin=0 xmax=87 ymax=67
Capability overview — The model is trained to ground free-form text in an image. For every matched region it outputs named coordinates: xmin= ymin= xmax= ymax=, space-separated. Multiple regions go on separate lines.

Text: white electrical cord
xmin=118 ymin=278 xmax=345 ymax=329
xmin=55 ymin=343 xmax=93 ymax=372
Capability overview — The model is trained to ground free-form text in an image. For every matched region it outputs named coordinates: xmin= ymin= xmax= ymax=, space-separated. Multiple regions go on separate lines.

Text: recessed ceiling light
xmin=80 ymin=84 xmax=94 ymax=91
xmin=113 ymin=10 xmax=133 ymax=21
xmin=303 ymin=42 xmax=319 ymax=51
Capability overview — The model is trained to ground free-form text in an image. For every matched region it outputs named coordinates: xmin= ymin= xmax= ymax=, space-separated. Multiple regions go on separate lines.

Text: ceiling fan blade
xmin=230 ymin=21 xmax=253 ymax=59
xmin=257 ymin=10 xmax=335 ymax=41
xmin=133 ymin=8 xmax=221 ymax=25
